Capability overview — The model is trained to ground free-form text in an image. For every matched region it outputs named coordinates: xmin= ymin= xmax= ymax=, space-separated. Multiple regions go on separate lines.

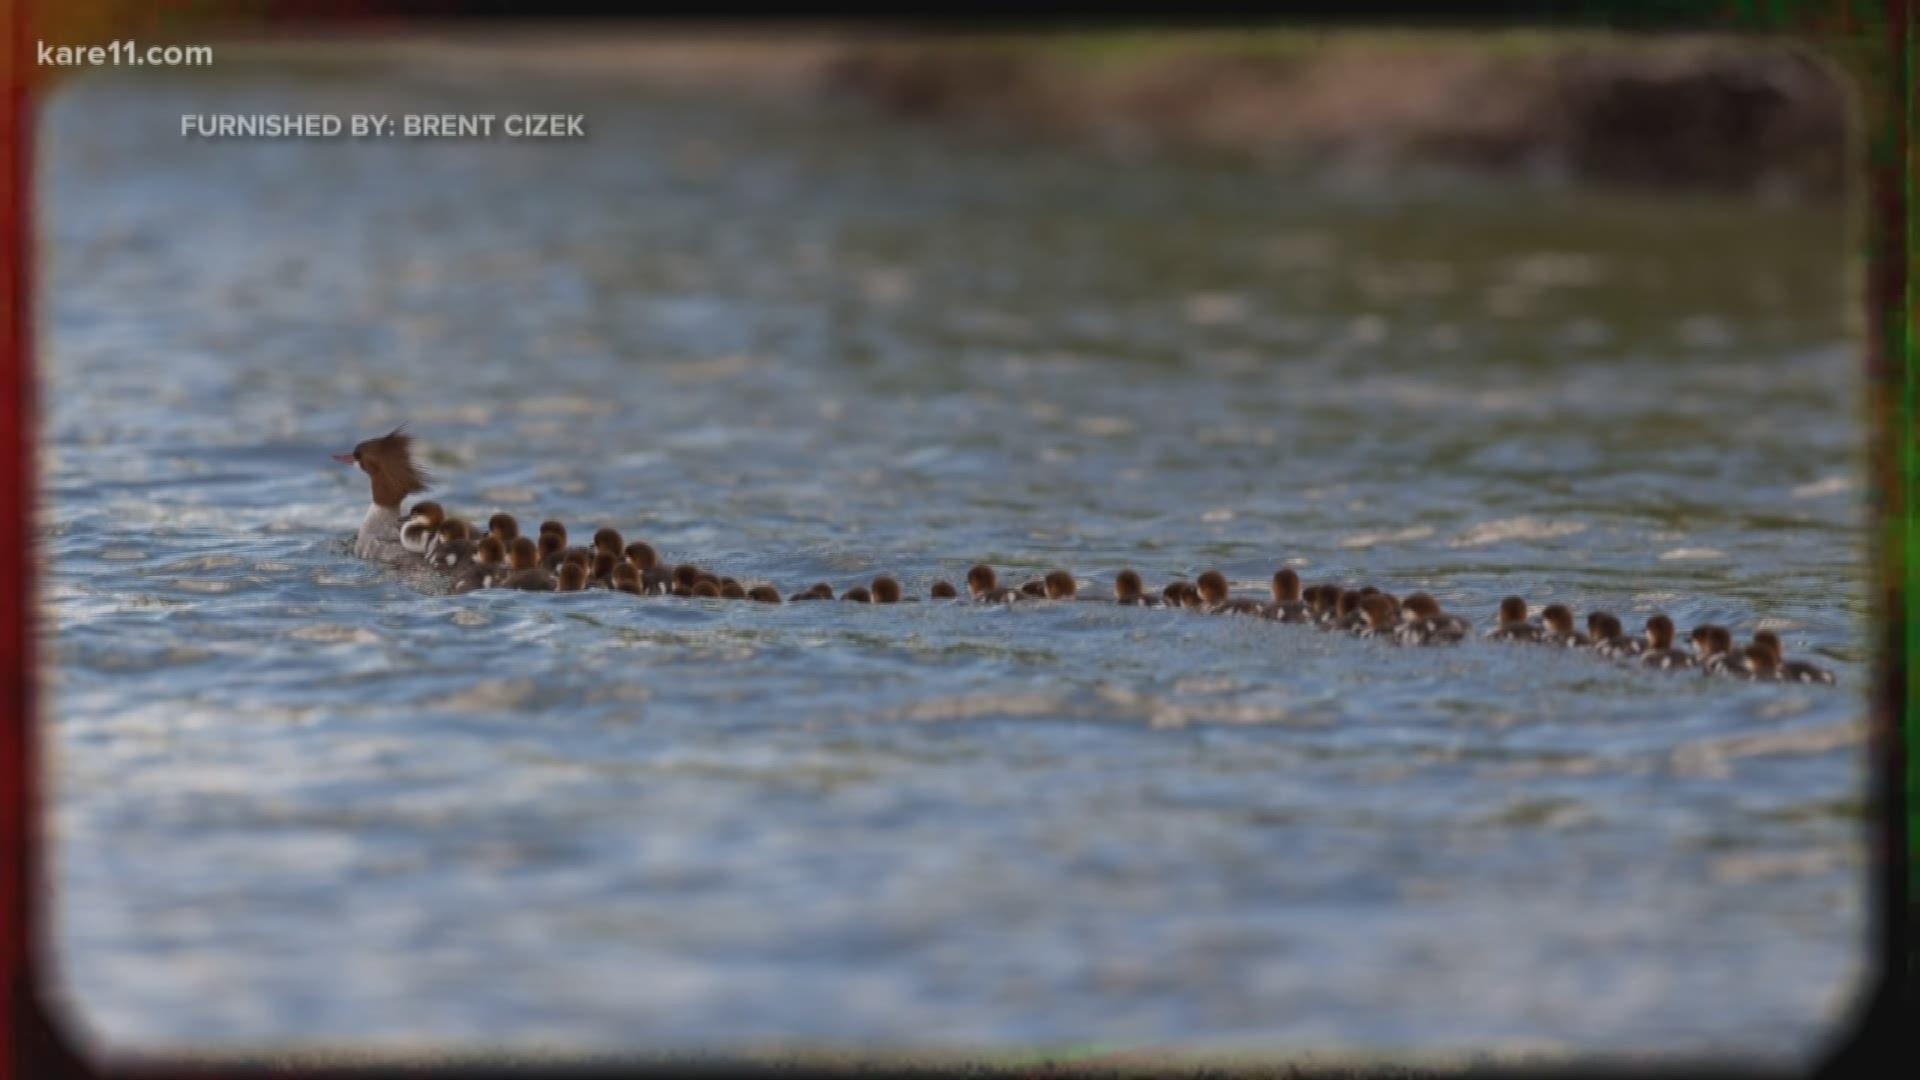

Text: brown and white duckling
xmin=556 ymin=561 xmax=590 ymax=593
xmin=610 ymin=562 xmax=643 ymax=595
xmin=1695 ymin=625 xmax=1750 ymax=676
xmin=500 ymin=537 xmax=557 ymax=591
xmin=719 ymin=580 xmax=749 ymax=600
xmin=1749 ymin=630 xmax=1837 ymax=685
xmin=1043 ymin=570 xmax=1078 ymax=600
xmin=1587 ymin=612 xmax=1645 ymax=659
xmin=966 ymin=565 xmax=1025 ymax=604
xmin=1332 ymin=589 xmax=1374 ymax=631
xmin=587 ymin=550 xmax=619 ymax=589
xmin=485 ymin=512 xmax=520 ymax=548
xmin=400 ymin=500 xmax=445 ymax=556
xmin=1486 ymin=596 xmax=1544 ymax=642
xmin=842 ymin=585 xmax=873 ymax=603
xmin=335 ymin=427 xmax=433 ymax=561
xmin=1640 ymin=615 xmax=1696 ymax=670
xmin=747 ymin=585 xmax=783 ymax=603
xmin=1733 ymin=643 xmax=1780 ymax=681
xmin=1195 ymin=570 xmax=1264 ymax=615
xmin=790 ymin=582 xmax=835 ymax=602
xmin=1261 ymin=569 xmax=1309 ymax=622
xmin=450 ymin=535 xmax=510 ymax=593
xmin=668 ymin=564 xmax=702 ymax=597
xmin=427 ymin=519 xmax=477 ymax=569
xmin=1304 ymin=585 xmax=1340 ymax=627
xmin=1353 ymin=593 xmax=1402 ymax=639
xmin=929 ymin=580 xmax=959 ymax=600
xmin=1016 ymin=577 xmax=1049 ymax=598
xmin=871 ymin=576 xmax=906 ymax=603
xmin=1112 ymin=569 xmax=1159 ymax=607
xmin=690 ymin=579 xmax=721 ymax=598
xmin=1394 ymin=592 xmax=1471 ymax=645
xmin=1162 ymin=581 xmax=1197 ymax=609
xmin=1539 ymin=604 xmax=1590 ymax=648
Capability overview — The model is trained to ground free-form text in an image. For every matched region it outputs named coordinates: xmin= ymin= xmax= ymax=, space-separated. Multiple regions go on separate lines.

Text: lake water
xmin=36 ymin=54 xmax=1869 ymax=1063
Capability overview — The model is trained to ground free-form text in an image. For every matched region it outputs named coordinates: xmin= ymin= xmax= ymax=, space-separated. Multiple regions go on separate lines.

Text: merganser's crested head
xmin=719 ymin=580 xmax=748 ymax=599
xmin=557 ymin=562 xmax=589 ymax=592
xmin=611 ymin=562 xmax=641 ymax=594
xmin=691 ymin=579 xmax=720 ymax=598
xmin=1115 ymin=569 xmax=1144 ymax=601
xmin=488 ymin=513 xmax=519 ymax=543
xmin=1272 ymin=569 xmax=1302 ymax=604
xmin=843 ymin=586 xmax=873 ymax=603
xmin=1498 ymin=596 xmax=1529 ymax=624
xmin=748 ymin=585 xmax=782 ymax=603
xmin=929 ymin=580 xmax=958 ymax=599
xmin=625 ymin=541 xmax=658 ymax=571
xmin=1646 ymin=614 xmax=1677 ymax=650
xmin=1044 ymin=570 xmax=1076 ymax=600
xmin=966 ymin=564 xmax=997 ymax=597
xmin=335 ymin=427 xmax=431 ymax=509
xmin=593 ymin=527 xmax=623 ymax=556
xmin=1541 ymin=604 xmax=1576 ymax=635
xmin=1195 ymin=570 xmax=1230 ymax=605
xmin=509 ymin=536 xmax=539 ymax=572
xmin=872 ymin=576 xmax=903 ymax=603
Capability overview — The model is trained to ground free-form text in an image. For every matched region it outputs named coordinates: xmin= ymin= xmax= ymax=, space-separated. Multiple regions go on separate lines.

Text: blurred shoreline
xmin=214 ymin=27 xmax=1850 ymax=201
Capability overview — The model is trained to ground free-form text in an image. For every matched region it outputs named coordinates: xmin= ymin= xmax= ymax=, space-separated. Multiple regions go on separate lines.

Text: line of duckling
xmin=398 ymin=501 xmax=1836 ymax=686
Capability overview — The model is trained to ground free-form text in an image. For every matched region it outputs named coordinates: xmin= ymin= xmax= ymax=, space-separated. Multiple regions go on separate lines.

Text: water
xmin=38 ymin=57 xmax=1868 ymax=1062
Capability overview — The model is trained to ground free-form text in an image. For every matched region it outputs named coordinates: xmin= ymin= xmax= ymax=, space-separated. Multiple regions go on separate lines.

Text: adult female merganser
xmin=335 ymin=427 xmax=433 ymax=561
xmin=1486 ymin=596 xmax=1543 ymax=642
xmin=966 ymin=565 xmax=1024 ymax=604
xmin=1539 ymin=604 xmax=1590 ymax=648
xmin=501 ymin=537 xmax=557 ymax=591
xmin=1640 ymin=615 xmax=1696 ymax=670
xmin=451 ymin=535 xmax=510 ymax=593
xmin=1195 ymin=570 xmax=1264 ymax=615
xmin=929 ymin=580 xmax=959 ymax=600
xmin=1263 ymin=569 xmax=1309 ymax=622
xmin=1750 ymin=630 xmax=1838 ymax=684
xmin=1394 ymin=592 xmax=1471 ymax=644
xmin=748 ymin=585 xmax=783 ymax=603
xmin=1587 ymin=612 xmax=1645 ymax=659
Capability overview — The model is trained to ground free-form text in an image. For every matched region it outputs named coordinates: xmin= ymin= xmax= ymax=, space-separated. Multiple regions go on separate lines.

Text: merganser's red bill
xmin=332 ymin=452 xmax=356 ymax=463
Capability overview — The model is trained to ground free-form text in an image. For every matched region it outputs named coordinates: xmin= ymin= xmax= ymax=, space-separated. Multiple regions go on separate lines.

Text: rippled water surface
xmin=39 ymin=59 xmax=1869 ymax=1061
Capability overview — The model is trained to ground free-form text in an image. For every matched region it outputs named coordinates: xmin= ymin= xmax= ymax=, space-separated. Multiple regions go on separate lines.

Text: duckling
xmin=1696 ymin=625 xmax=1750 ymax=676
xmin=1043 ymin=570 xmax=1077 ymax=600
xmin=1262 ymin=568 xmax=1309 ymax=622
xmin=1640 ymin=615 xmax=1696 ymax=670
xmin=929 ymin=580 xmax=959 ymax=600
xmin=451 ymin=535 xmax=510 ymax=593
xmin=501 ymin=537 xmax=557 ymax=591
xmin=670 ymin=564 xmax=702 ymax=597
xmin=611 ymin=562 xmax=643 ymax=595
xmin=872 ymin=576 xmax=904 ymax=603
xmin=1734 ymin=643 xmax=1780 ymax=681
xmin=1194 ymin=570 xmax=1264 ymax=615
xmin=690 ymin=579 xmax=721 ymax=599
xmin=1587 ymin=612 xmax=1645 ymax=659
xmin=1751 ymin=630 xmax=1837 ymax=685
xmin=1111 ymin=569 xmax=1158 ymax=606
xmin=400 ymin=500 xmax=445 ymax=556
xmin=966 ymin=565 xmax=1024 ymax=604
xmin=1394 ymin=592 xmax=1471 ymax=645
xmin=747 ymin=585 xmax=783 ymax=603
xmin=719 ymin=581 xmax=749 ymax=600
xmin=1540 ymin=604 xmax=1590 ymax=648
xmin=428 ymin=519 xmax=477 ymax=570
xmin=1305 ymin=584 xmax=1341 ymax=626
xmin=625 ymin=541 xmax=659 ymax=572
xmin=1332 ymin=589 xmax=1370 ymax=631
xmin=790 ymin=582 xmax=835 ymax=602
xmin=1016 ymin=577 xmax=1049 ymax=598
xmin=556 ymin=561 xmax=590 ymax=593
xmin=842 ymin=586 xmax=873 ymax=603
xmin=486 ymin=513 xmax=520 ymax=547
xmin=1353 ymin=593 xmax=1402 ymax=639
xmin=588 ymin=550 xmax=619 ymax=589
xmin=1163 ymin=581 xmax=1197 ymax=609
xmin=1486 ymin=596 xmax=1544 ymax=642
xmin=592 ymin=527 xmax=625 ymax=563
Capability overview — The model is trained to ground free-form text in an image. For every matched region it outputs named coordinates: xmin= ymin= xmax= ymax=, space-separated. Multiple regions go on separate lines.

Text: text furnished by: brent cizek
xmin=180 ymin=114 xmax=586 ymax=138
